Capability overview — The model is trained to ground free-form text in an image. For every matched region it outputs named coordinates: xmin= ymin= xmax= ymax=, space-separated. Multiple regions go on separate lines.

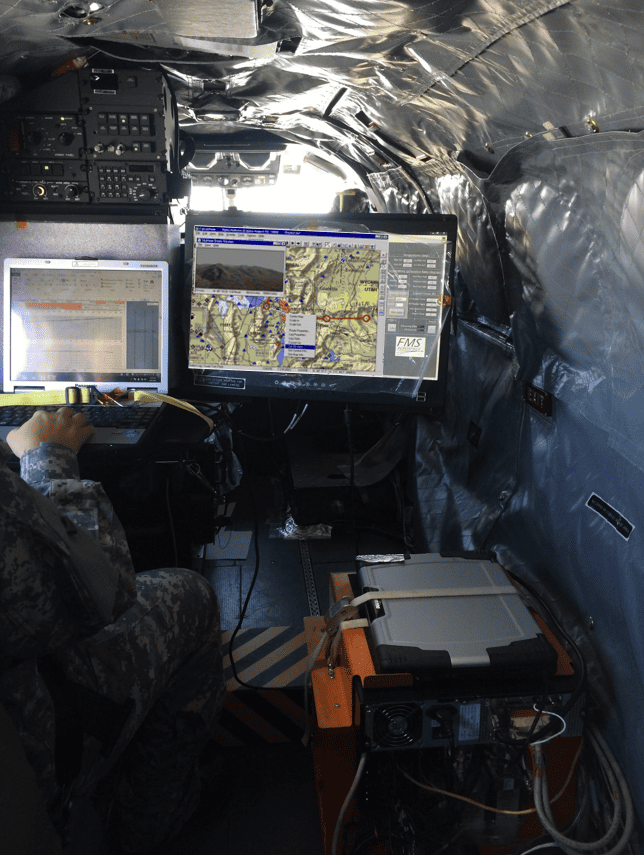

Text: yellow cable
xmin=401 ymin=738 xmax=583 ymax=816
xmin=132 ymin=391 xmax=214 ymax=433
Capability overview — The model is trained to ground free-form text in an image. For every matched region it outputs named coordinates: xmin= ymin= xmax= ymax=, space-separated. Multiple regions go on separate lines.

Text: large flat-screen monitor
xmin=185 ymin=212 xmax=456 ymax=410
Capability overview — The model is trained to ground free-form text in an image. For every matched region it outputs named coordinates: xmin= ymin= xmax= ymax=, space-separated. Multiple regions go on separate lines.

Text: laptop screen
xmin=3 ymin=258 xmax=169 ymax=393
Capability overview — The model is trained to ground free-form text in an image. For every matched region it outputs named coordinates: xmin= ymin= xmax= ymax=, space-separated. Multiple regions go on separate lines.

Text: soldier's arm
xmin=6 ymin=409 xmax=137 ymax=599
xmin=0 ymin=441 xmax=130 ymax=661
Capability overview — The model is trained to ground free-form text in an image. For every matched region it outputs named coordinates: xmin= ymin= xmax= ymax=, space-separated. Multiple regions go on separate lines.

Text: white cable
xmin=332 ymin=752 xmax=368 ymax=855
xmin=536 ymin=742 xmax=620 ymax=851
xmin=531 ymin=705 xmax=567 ymax=745
xmin=533 ymin=774 xmax=588 ymax=855
xmin=301 ymin=629 xmax=328 ymax=747
xmin=285 ymin=403 xmax=308 ymax=432
xmin=518 ymin=844 xmax=563 ymax=855
xmin=532 ymin=721 xmax=635 ymax=855
xmin=587 ymin=724 xmax=635 ymax=851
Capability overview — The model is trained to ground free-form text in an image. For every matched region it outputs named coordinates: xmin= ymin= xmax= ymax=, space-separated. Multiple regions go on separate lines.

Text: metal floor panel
xmin=150 ymin=744 xmax=323 ymax=855
xmin=204 ymin=517 xmax=406 ymax=631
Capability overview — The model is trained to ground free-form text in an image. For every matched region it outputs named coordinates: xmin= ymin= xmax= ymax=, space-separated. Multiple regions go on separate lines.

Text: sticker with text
xmin=586 ymin=493 xmax=633 ymax=541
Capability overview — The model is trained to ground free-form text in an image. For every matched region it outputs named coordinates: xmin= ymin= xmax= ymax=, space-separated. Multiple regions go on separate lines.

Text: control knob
xmin=135 ymin=186 xmax=156 ymax=201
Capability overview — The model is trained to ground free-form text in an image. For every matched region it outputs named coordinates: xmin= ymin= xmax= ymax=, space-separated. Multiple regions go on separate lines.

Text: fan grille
xmin=373 ymin=703 xmax=423 ymax=748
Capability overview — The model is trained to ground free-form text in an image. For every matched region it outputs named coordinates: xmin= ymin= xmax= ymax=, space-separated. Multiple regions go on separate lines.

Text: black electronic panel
xmin=185 ymin=211 xmax=456 ymax=411
xmin=361 ymin=691 xmax=585 ymax=752
xmin=0 ymin=66 xmax=177 ymax=213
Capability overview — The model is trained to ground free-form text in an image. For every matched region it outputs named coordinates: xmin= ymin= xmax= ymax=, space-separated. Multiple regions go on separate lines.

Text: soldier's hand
xmin=7 ymin=407 xmax=94 ymax=458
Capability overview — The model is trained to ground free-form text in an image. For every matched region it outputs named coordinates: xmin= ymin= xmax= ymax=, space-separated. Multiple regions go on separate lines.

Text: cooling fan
xmin=371 ymin=703 xmax=424 ymax=749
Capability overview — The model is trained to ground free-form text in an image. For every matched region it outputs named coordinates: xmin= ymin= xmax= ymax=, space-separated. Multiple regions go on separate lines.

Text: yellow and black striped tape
xmin=223 ymin=626 xmax=309 ymax=690
xmin=212 ymin=626 xmax=309 ymax=746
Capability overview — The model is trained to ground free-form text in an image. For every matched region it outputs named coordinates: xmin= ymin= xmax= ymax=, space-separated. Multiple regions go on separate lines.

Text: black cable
xmin=561 ymin=757 xmax=590 ymax=837
xmin=390 ymin=467 xmax=413 ymax=551
xmin=323 ymin=114 xmax=436 ymax=214
xmin=165 ymin=477 xmax=178 ymax=567
xmin=225 ymin=434 xmax=287 ymax=692
xmin=492 ymin=670 xmax=551 ymax=755
xmin=582 ymin=729 xmax=620 ymax=837
xmin=343 ymin=403 xmax=360 ymax=553
xmin=503 ymin=569 xmax=587 ymax=743
xmin=235 ymin=430 xmax=284 ymax=443
xmin=323 ymin=87 xmax=349 ymax=119
xmin=178 ymin=130 xmax=197 ymax=171
xmin=72 ymin=38 xmax=219 ymax=66
xmin=159 ymin=68 xmax=180 ymax=177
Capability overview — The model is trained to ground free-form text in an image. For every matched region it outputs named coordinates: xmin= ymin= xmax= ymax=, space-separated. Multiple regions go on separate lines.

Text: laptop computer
xmin=1 ymin=256 xmax=170 ymax=446
xmin=357 ymin=554 xmax=558 ymax=682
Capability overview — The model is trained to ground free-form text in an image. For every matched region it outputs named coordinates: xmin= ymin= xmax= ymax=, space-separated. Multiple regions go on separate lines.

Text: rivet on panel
xmin=586 ymin=117 xmax=599 ymax=133
xmin=525 ymin=131 xmax=533 ymax=138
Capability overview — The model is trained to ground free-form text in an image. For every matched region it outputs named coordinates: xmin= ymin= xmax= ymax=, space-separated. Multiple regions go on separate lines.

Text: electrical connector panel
xmin=362 ymin=693 xmax=584 ymax=752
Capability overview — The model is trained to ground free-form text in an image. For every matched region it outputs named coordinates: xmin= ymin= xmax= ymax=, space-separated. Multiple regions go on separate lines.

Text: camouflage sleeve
xmin=0 ymin=440 xmax=119 ymax=664
xmin=19 ymin=442 xmax=137 ymax=600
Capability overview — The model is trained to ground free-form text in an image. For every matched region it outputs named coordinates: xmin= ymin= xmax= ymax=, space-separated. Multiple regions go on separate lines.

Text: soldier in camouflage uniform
xmin=0 ymin=407 xmax=225 ymax=852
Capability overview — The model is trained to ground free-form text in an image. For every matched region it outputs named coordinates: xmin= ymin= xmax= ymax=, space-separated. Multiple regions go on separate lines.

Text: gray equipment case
xmin=357 ymin=554 xmax=557 ymax=680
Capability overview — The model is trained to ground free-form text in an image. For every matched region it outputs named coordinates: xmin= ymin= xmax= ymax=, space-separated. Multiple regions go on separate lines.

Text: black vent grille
xmin=372 ymin=703 xmax=423 ymax=748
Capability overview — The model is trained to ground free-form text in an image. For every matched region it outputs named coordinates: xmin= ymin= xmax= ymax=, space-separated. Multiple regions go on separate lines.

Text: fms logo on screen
xmin=395 ymin=336 xmax=426 ymax=357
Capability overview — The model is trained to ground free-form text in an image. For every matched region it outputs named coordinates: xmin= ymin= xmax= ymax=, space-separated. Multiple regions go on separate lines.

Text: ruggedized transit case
xmin=357 ymin=554 xmax=557 ymax=682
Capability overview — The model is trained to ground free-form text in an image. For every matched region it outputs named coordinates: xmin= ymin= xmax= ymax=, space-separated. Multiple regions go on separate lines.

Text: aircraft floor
xmin=168 ymin=453 xmax=405 ymax=855
xmin=111 ymin=417 xmax=406 ymax=854
xmin=149 ymin=743 xmax=323 ymax=855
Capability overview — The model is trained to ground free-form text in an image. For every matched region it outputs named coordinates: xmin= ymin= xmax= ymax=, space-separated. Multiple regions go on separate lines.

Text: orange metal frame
xmin=305 ymin=571 xmax=581 ymax=855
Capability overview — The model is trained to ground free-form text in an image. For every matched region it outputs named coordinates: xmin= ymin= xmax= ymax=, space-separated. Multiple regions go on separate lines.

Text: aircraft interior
xmin=1 ymin=2 xmax=643 ymax=855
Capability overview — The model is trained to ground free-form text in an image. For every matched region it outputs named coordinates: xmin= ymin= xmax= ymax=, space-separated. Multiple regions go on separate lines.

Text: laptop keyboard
xmin=0 ymin=404 xmax=161 ymax=446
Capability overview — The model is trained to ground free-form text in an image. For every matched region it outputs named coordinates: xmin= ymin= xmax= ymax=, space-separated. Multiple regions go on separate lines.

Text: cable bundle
xmin=531 ymin=723 xmax=635 ymax=855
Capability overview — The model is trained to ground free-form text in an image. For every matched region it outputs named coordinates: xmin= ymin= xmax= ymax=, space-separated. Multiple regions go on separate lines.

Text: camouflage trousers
xmin=58 ymin=568 xmax=225 ymax=852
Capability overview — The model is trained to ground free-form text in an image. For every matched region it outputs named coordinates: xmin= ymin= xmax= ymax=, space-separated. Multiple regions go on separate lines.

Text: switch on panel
xmin=523 ymin=382 xmax=553 ymax=417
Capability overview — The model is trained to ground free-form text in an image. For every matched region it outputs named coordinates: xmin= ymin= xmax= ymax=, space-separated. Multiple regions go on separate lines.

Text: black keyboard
xmin=0 ymin=404 xmax=162 ymax=446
